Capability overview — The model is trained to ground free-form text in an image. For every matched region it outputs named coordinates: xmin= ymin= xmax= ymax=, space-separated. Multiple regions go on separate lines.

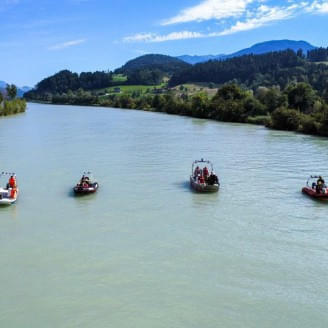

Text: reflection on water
xmin=0 ymin=103 xmax=327 ymax=328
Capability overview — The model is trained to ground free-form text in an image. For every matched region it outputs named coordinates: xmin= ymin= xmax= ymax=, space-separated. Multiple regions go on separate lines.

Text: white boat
xmin=0 ymin=172 xmax=18 ymax=206
xmin=190 ymin=159 xmax=220 ymax=193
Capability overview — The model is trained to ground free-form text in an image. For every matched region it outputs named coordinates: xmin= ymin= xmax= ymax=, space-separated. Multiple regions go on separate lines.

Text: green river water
xmin=0 ymin=103 xmax=327 ymax=327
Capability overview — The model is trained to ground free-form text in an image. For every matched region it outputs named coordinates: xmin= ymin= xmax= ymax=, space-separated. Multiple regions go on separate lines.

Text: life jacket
xmin=9 ymin=177 xmax=16 ymax=188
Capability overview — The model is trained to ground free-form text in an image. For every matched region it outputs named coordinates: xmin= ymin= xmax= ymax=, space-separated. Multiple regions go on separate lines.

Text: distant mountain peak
xmin=177 ymin=40 xmax=317 ymax=65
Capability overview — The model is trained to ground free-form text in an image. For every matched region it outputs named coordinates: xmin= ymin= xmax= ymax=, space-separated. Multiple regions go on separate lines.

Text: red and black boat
xmin=302 ymin=175 xmax=328 ymax=200
xmin=74 ymin=172 xmax=99 ymax=195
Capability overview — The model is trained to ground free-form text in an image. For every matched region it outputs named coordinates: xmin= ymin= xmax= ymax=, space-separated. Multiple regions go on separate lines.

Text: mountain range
xmin=177 ymin=40 xmax=317 ymax=64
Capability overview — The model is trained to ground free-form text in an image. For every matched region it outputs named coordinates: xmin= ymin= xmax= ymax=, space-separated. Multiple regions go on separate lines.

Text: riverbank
xmin=0 ymin=99 xmax=26 ymax=116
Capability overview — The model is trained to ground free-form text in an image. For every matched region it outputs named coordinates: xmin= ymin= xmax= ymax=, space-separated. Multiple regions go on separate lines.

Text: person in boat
xmin=203 ymin=167 xmax=209 ymax=180
xmin=208 ymin=172 xmax=219 ymax=185
xmin=82 ymin=181 xmax=90 ymax=188
xmin=199 ymin=174 xmax=205 ymax=184
xmin=6 ymin=175 xmax=16 ymax=189
xmin=317 ymin=176 xmax=325 ymax=186
xmin=79 ymin=175 xmax=90 ymax=185
xmin=316 ymin=179 xmax=324 ymax=194
xmin=9 ymin=176 xmax=16 ymax=187
xmin=194 ymin=166 xmax=201 ymax=178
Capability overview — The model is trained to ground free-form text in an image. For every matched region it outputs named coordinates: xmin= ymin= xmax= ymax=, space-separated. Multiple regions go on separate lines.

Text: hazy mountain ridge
xmin=0 ymin=80 xmax=32 ymax=97
xmin=177 ymin=40 xmax=317 ymax=64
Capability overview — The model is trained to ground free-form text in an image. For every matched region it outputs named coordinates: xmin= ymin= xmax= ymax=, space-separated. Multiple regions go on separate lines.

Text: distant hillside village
xmin=23 ymin=40 xmax=328 ymax=137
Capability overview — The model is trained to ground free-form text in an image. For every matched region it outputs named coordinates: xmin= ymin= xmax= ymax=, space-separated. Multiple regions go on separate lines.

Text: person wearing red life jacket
xmin=8 ymin=176 xmax=16 ymax=188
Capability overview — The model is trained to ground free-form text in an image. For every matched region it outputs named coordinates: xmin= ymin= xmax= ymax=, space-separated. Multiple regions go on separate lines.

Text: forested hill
xmin=115 ymin=54 xmax=190 ymax=75
xmin=114 ymin=54 xmax=191 ymax=85
xmin=170 ymin=49 xmax=328 ymax=96
xmin=26 ymin=70 xmax=113 ymax=96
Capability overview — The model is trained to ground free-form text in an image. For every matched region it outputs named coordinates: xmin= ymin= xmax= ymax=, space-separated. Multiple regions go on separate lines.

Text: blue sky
xmin=2 ymin=0 xmax=328 ymax=86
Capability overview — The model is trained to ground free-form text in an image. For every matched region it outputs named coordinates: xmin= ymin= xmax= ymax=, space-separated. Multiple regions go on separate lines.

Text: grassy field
xmin=97 ymin=82 xmax=167 ymax=96
xmin=314 ymin=61 xmax=328 ymax=65
xmin=173 ymin=83 xmax=219 ymax=97
xmin=96 ymin=80 xmax=220 ymax=98
xmin=112 ymin=74 xmax=127 ymax=82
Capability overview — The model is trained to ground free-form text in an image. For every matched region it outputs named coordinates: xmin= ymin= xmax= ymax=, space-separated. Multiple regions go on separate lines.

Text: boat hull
xmin=190 ymin=177 xmax=219 ymax=193
xmin=302 ymin=187 xmax=328 ymax=200
xmin=74 ymin=183 xmax=99 ymax=195
xmin=0 ymin=188 xmax=18 ymax=206
xmin=0 ymin=198 xmax=17 ymax=206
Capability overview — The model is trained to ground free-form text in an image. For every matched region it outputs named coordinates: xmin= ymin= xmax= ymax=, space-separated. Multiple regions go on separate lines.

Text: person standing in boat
xmin=194 ymin=166 xmax=201 ymax=177
xmin=7 ymin=175 xmax=16 ymax=189
xmin=317 ymin=176 xmax=325 ymax=186
xmin=316 ymin=177 xmax=325 ymax=194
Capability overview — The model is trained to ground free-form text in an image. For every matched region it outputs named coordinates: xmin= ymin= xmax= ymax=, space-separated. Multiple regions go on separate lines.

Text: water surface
xmin=0 ymin=103 xmax=327 ymax=327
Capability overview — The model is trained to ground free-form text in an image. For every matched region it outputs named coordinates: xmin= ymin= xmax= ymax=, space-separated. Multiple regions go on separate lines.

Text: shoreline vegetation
xmin=25 ymin=49 xmax=328 ymax=137
xmin=0 ymin=84 xmax=27 ymax=116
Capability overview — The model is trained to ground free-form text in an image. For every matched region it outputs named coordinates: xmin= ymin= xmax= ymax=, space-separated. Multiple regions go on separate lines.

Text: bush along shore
xmin=26 ymin=82 xmax=328 ymax=137
xmin=0 ymin=84 xmax=27 ymax=116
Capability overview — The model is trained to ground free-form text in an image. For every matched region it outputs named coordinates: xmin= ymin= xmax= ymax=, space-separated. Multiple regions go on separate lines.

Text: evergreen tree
xmin=6 ymin=84 xmax=17 ymax=100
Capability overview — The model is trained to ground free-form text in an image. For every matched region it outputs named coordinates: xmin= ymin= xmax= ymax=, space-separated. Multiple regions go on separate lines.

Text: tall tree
xmin=6 ymin=84 xmax=17 ymax=100
xmin=286 ymin=83 xmax=316 ymax=113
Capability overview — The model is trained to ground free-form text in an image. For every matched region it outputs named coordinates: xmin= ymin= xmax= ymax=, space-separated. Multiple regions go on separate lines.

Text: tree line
xmin=307 ymin=47 xmax=328 ymax=62
xmin=169 ymin=50 xmax=328 ymax=97
xmin=25 ymin=70 xmax=114 ymax=97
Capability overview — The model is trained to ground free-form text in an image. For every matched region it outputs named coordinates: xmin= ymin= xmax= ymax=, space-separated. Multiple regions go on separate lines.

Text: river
xmin=0 ymin=103 xmax=327 ymax=327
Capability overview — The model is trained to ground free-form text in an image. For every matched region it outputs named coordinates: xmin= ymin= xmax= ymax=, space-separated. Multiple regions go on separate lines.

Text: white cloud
xmin=123 ymin=31 xmax=205 ymax=43
xmin=219 ymin=3 xmax=304 ymax=35
xmin=162 ymin=0 xmax=255 ymax=25
xmin=123 ymin=0 xmax=328 ymax=43
xmin=307 ymin=0 xmax=328 ymax=13
xmin=123 ymin=3 xmax=299 ymax=43
xmin=48 ymin=39 xmax=86 ymax=50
